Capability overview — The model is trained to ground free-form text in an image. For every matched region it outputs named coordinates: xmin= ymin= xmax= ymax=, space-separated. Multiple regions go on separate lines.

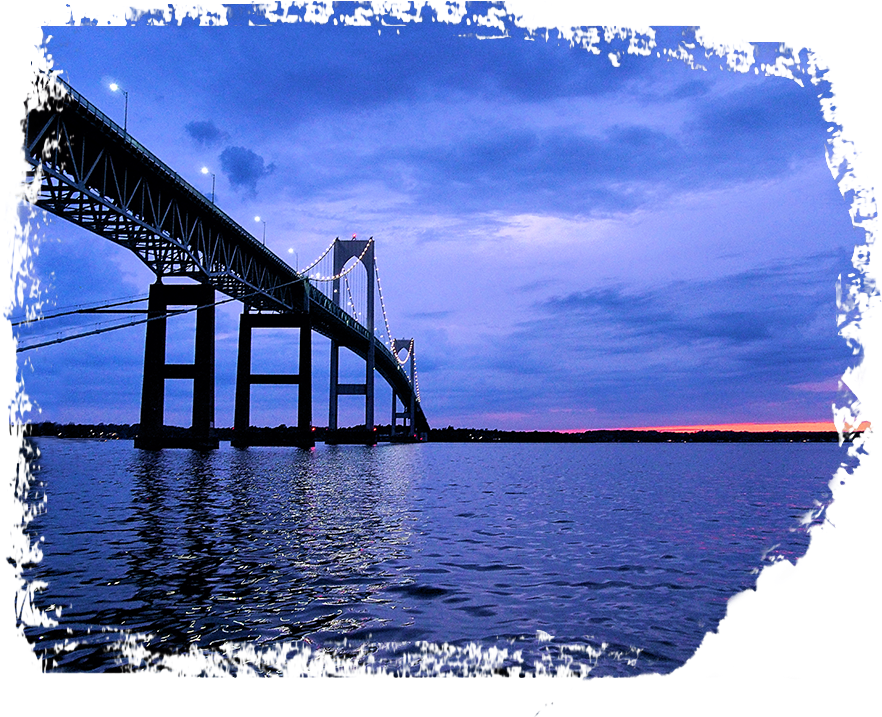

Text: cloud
xmin=788 ymin=377 xmax=845 ymax=394
xmin=541 ymin=284 xmax=778 ymax=347
xmin=184 ymin=120 xmax=228 ymax=147
xmin=418 ymin=251 xmax=854 ymax=425
xmin=219 ymin=146 xmax=276 ymax=196
xmin=230 ymin=23 xmax=644 ymax=116
xmin=686 ymin=77 xmax=830 ymax=180
xmin=342 ymin=124 xmax=688 ymax=217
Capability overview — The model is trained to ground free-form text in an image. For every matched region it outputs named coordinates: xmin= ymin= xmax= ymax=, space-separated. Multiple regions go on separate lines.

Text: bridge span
xmin=22 ymin=73 xmax=428 ymax=449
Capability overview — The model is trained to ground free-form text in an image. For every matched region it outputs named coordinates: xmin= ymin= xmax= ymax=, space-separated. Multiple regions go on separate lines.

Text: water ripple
xmin=22 ymin=439 xmax=838 ymax=675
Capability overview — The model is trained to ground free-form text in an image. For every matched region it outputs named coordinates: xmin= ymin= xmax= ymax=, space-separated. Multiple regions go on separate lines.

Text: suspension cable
xmin=308 ymin=237 xmax=374 ymax=282
xmin=343 ymin=275 xmax=357 ymax=320
xmin=374 ymin=256 xmax=396 ymax=354
xmin=298 ymin=236 xmax=337 ymax=274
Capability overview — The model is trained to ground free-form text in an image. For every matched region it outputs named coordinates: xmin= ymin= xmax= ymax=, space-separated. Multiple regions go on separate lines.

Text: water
xmin=21 ymin=438 xmax=840 ymax=676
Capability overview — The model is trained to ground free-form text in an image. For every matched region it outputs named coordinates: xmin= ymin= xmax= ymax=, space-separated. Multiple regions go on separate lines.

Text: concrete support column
xmin=190 ymin=283 xmax=216 ymax=446
xmin=299 ymin=314 xmax=313 ymax=433
xmin=135 ymin=281 xmax=217 ymax=450
xmin=232 ymin=310 xmax=313 ymax=448
xmin=136 ymin=280 xmax=167 ymax=448
xmin=391 ymin=390 xmax=398 ymax=439
xmin=233 ymin=310 xmax=253 ymax=435
xmin=328 ymin=339 xmax=339 ymax=432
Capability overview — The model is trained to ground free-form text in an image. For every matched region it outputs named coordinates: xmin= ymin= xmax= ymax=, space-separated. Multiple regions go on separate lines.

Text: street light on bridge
xmin=255 ymin=216 xmax=266 ymax=245
xmin=108 ymin=82 xmax=128 ymax=133
xmin=201 ymin=166 xmax=216 ymax=203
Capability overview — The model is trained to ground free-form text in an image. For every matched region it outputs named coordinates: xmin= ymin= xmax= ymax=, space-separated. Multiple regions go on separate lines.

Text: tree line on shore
xmin=21 ymin=421 xmax=851 ymax=443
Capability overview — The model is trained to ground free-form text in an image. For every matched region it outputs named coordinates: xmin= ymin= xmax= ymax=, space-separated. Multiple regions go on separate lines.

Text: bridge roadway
xmin=23 ymin=73 xmax=429 ymax=445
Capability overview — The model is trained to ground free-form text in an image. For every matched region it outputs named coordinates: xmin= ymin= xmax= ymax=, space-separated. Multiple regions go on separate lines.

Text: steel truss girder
xmin=25 ymin=89 xmax=297 ymax=312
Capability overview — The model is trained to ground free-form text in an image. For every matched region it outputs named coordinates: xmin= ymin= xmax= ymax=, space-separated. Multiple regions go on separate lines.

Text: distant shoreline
xmin=21 ymin=421 xmax=857 ymax=443
xmin=427 ymin=427 xmax=850 ymax=443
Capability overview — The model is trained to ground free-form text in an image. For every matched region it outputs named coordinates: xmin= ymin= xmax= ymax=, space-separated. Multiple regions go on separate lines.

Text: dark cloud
xmin=293 ymin=78 xmax=828 ymax=218
xmin=420 ymin=79 xmax=823 ymax=214
xmin=542 ymin=284 xmax=779 ymax=347
xmin=219 ymin=146 xmax=275 ymax=196
xmin=665 ymin=78 xmax=712 ymax=100
xmin=259 ymin=32 xmax=829 ymax=219
xmin=184 ymin=120 xmax=227 ymax=147
xmin=450 ymin=252 xmax=854 ymax=421
xmin=253 ymin=23 xmax=649 ymax=113
xmin=342 ymin=125 xmax=688 ymax=217
xmin=686 ymin=78 xmax=829 ymax=178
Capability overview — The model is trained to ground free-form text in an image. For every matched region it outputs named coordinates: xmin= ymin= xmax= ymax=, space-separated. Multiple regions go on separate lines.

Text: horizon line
xmin=22 ymin=420 xmax=872 ymax=434
xmin=562 ymin=421 xmax=870 ymax=433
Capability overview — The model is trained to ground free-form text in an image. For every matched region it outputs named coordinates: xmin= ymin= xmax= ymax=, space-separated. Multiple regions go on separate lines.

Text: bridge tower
xmin=135 ymin=280 xmax=218 ymax=450
xmin=390 ymin=338 xmax=418 ymax=441
xmin=327 ymin=238 xmax=375 ymax=444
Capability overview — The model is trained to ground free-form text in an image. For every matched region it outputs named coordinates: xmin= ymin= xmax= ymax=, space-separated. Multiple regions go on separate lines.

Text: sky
xmin=13 ymin=10 xmax=864 ymax=432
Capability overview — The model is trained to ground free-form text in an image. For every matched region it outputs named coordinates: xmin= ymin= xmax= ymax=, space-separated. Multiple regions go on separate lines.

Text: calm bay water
xmin=21 ymin=438 xmax=841 ymax=676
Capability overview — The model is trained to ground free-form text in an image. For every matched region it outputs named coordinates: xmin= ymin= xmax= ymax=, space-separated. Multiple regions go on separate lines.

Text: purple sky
xmin=16 ymin=14 xmax=861 ymax=431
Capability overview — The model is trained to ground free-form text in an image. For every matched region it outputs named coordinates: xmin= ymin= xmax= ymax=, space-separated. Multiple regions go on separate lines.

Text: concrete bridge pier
xmin=327 ymin=339 xmax=375 ymax=445
xmin=390 ymin=391 xmax=410 ymax=441
xmin=135 ymin=280 xmax=218 ymax=450
xmin=232 ymin=310 xmax=314 ymax=448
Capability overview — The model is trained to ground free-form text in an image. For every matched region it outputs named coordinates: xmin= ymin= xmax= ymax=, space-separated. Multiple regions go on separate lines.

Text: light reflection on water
xmin=22 ymin=439 xmax=840 ymax=676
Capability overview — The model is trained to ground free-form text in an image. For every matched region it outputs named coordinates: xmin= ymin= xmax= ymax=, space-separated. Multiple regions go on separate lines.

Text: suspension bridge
xmin=20 ymin=72 xmax=429 ymax=449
